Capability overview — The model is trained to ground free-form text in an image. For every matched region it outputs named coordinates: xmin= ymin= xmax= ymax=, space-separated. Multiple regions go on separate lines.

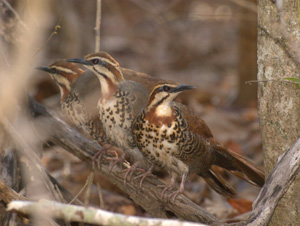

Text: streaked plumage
xmin=132 ymin=82 xmax=265 ymax=199
xmin=67 ymin=52 xmax=149 ymax=168
xmin=37 ymin=60 xmax=106 ymax=142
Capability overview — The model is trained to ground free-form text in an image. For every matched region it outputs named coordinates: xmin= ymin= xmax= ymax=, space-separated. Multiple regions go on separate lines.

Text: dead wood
xmin=28 ymin=96 xmax=218 ymax=224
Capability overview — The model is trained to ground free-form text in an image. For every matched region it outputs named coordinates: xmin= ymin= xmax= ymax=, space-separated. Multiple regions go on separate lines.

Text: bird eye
xmin=50 ymin=68 xmax=57 ymax=73
xmin=163 ymin=86 xmax=170 ymax=92
xmin=92 ymin=59 xmax=100 ymax=64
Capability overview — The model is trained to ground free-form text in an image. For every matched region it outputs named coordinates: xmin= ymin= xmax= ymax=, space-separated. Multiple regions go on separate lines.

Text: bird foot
xmin=133 ymin=165 xmax=156 ymax=188
xmin=157 ymin=184 xmax=182 ymax=201
xmin=92 ymin=144 xmax=113 ymax=169
xmin=105 ymin=150 xmax=125 ymax=172
xmin=168 ymin=189 xmax=182 ymax=202
xmin=122 ymin=162 xmax=144 ymax=187
xmin=158 ymin=184 xmax=175 ymax=200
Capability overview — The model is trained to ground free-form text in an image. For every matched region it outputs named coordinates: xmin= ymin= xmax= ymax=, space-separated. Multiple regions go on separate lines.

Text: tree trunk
xmin=258 ymin=1 xmax=300 ymax=225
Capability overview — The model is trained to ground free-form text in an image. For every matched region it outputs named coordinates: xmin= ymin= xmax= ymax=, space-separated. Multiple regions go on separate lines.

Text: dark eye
xmin=50 ymin=68 xmax=57 ymax=73
xmin=163 ymin=86 xmax=170 ymax=92
xmin=92 ymin=59 xmax=100 ymax=64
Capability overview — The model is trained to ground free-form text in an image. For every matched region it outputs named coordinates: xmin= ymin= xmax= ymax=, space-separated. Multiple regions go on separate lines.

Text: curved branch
xmin=28 ymin=97 xmax=218 ymax=224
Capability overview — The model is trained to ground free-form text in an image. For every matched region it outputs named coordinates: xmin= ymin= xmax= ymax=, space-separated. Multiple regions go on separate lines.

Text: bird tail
xmin=210 ymin=142 xmax=265 ymax=187
xmin=200 ymin=169 xmax=236 ymax=197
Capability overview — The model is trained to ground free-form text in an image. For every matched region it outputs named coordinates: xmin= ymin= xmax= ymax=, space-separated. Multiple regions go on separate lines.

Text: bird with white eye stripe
xmin=67 ymin=52 xmax=152 ymax=182
xmin=37 ymin=60 xmax=107 ymax=142
xmin=132 ymin=82 xmax=265 ymax=201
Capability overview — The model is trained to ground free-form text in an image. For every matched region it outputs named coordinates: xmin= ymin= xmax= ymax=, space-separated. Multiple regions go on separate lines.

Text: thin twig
xmin=95 ymin=0 xmax=102 ymax=52
xmin=84 ymin=170 xmax=94 ymax=206
xmin=69 ymin=172 xmax=94 ymax=205
xmin=32 ymin=17 xmax=62 ymax=59
xmin=246 ymin=79 xmax=300 ymax=86
xmin=96 ymin=181 xmax=105 ymax=209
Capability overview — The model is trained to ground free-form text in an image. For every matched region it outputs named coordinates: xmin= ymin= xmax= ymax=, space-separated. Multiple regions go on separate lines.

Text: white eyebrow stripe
xmin=101 ymin=58 xmax=119 ymax=67
xmin=51 ymin=66 xmax=77 ymax=74
xmin=101 ymin=58 xmax=122 ymax=75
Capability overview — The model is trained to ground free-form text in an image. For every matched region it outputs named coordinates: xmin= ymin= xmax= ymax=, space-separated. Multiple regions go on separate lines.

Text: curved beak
xmin=67 ymin=58 xmax=93 ymax=66
xmin=171 ymin=85 xmax=195 ymax=93
xmin=35 ymin=66 xmax=51 ymax=73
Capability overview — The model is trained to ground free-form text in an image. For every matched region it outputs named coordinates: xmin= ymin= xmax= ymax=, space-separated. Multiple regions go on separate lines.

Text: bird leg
xmin=134 ymin=164 xmax=156 ymax=188
xmin=168 ymin=172 xmax=188 ymax=201
xmin=158 ymin=174 xmax=177 ymax=199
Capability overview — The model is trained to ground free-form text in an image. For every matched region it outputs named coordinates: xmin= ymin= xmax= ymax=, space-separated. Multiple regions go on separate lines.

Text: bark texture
xmin=258 ymin=1 xmax=300 ymax=225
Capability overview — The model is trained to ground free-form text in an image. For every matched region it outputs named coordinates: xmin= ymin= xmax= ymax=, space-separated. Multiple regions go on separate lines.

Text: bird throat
xmin=99 ymin=78 xmax=118 ymax=104
xmin=145 ymin=104 xmax=174 ymax=126
xmin=59 ymin=86 xmax=70 ymax=103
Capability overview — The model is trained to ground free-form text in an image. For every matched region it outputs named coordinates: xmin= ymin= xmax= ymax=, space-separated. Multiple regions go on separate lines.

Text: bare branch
xmin=222 ymin=138 xmax=300 ymax=226
xmin=95 ymin=0 xmax=102 ymax=51
xmin=8 ymin=199 xmax=208 ymax=226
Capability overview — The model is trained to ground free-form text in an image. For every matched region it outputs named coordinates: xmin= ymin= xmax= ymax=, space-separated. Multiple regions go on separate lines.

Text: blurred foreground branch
xmin=28 ymin=97 xmax=218 ymax=224
xmin=0 ymin=180 xmax=26 ymax=203
xmin=8 ymin=199 xmax=207 ymax=226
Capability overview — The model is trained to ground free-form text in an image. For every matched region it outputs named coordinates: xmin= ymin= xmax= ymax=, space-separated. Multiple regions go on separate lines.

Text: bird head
xmin=67 ymin=52 xmax=124 ymax=101
xmin=36 ymin=60 xmax=84 ymax=100
xmin=145 ymin=82 xmax=195 ymax=116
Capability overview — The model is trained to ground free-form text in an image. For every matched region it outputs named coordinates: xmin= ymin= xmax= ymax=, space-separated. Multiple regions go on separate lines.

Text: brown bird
xmin=36 ymin=60 xmax=107 ymax=143
xmin=36 ymin=60 xmax=166 ymax=143
xmin=67 ymin=52 xmax=151 ymax=179
xmin=132 ymin=82 xmax=265 ymax=200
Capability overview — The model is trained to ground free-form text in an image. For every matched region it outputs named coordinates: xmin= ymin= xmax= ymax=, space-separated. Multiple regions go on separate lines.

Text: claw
xmin=92 ymin=144 xmax=112 ymax=169
xmin=158 ymin=172 xmax=187 ymax=201
xmin=106 ymin=151 xmax=125 ymax=172
xmin=168 ymin=189 xmax=182 ymax=202
xmin=158 ymin=183 xmax=175 ymax=199
xmin=122 ymin=162 xmax=145 ymax=187
xmin=134 ymin=165 xmax=155 ymax=188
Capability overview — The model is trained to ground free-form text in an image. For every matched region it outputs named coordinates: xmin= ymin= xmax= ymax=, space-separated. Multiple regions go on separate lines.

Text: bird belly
xmin=62 ymin=96 xmax=88 ymax=129
xmin=99 ymin=100 xmax=143 ymax=162
xmin=140 ymin=122 xmax=188 ymax=176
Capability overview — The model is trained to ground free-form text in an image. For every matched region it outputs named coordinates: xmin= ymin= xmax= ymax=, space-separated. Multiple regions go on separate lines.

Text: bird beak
xmin=35 ymin=66 xmax=51 ymax=73
xmin=172 ymin=85 xmax=195 ymax=93
xmin=67 ymin=58 xmax=93 ymax=66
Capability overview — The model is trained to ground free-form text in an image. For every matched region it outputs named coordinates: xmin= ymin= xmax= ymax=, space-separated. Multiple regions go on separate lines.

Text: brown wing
xmin=174 ymin=102 xmax=214 ymax=139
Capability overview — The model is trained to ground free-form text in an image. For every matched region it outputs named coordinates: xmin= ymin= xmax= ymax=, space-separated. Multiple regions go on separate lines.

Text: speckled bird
xmin=132 ymin=82 xmax=265 ymax=200
xmin=67 ymin=52 xmax=151 ymax=176
xmin=37 ymin=60 xmax=107 ymax=142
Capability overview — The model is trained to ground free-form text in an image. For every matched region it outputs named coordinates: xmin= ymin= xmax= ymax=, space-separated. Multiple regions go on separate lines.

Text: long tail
xmin=200 ymin=169 xmax=236 ymax=197
xmin=211 ymin=142 xmax=265 ymax=187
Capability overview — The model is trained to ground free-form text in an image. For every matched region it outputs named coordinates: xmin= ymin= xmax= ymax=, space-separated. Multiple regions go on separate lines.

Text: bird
xmin=67 ymin=52 xmax=151 ymax=180
xmin=36 ymin=60 xmax=107 ymax=143
xmin=131 ymin=82 xmax=265 ymax=200
xmin=36 ymin=60 xmax=168 ymax=144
